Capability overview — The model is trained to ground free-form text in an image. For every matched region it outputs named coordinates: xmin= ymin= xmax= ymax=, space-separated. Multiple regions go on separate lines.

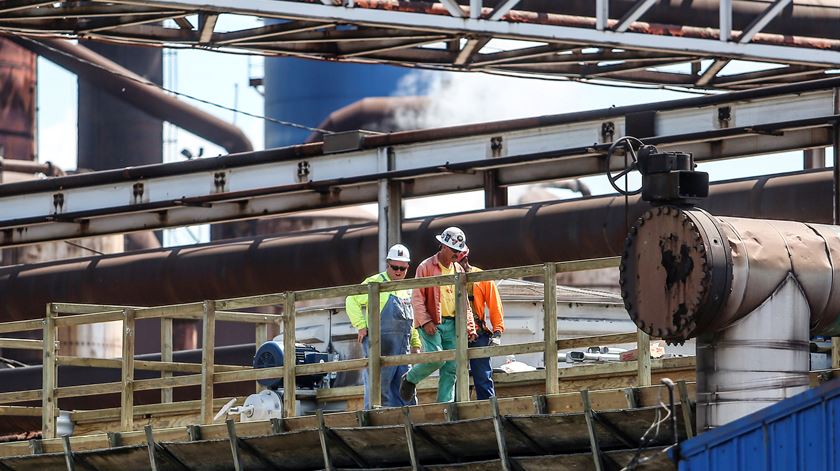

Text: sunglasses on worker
xmin=389 ymin=264 xmax=408 ymax=272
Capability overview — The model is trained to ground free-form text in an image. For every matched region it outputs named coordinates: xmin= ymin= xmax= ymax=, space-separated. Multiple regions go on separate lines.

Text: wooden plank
xmin=161 ymin=317 xmax=173 ymax=403
xmin=200 ymin=300 xmax=216 ymax=425
xmin=226 ymin=420 xmax=243 ymax=471
xmin=256 ymin=322 xmax=269 ymax=393
xmin=367 ymin=282 xmax=381 ymax=409
xmin=677 ymin=380 xmax=694 ymax=439
xmin=455 ymin=272 xmax=470 ymax=402
xmin=54 ymin=310 xmax=123 ymax=327
xmin=490 ymin=396 xmax=512 ymax=471
xmin=465 ymin=264 xmax=544 ymax=282
xmin=72 ymin=397 xmax=244 ymax=423
xmin=42 ymin=304 xmax=57 ymax=439
xmin=283 ymin=292 xmax=297 ymax=417
xmin=0 ymin=389 xmax=41 ymax=404
xmin=0 ymin=318 xmax=44 ymax=334
xmin=637 ymin=330 xmax=651 ymax=387
xmin=62 ymin=435 xmax=76 ymax=471
xmin=581 ymin=390 xmax=604 ymax=471
xmin=121 ymin=308 xmax=136 ymax=432
xmin=214 ymin=311 xmax=283 ymax=324
xmin=145 ymin=425 xmax=159 ymax=471
xmin=56 ymin=356 xmax=244 ymax=373
xmin=0 ymin=406 xmax=41 ymax=416
xmin=543 ymin=263 xmax=559 ymax=395
xmin=295 ymin=283 xmax=367 ymax=302
xmin=833 ymin=337 xmax=840 ymax=370
xmin=402 ymin=407 xmax=420 ymax=471
xmin=554 ymin=257 xmax=620 ymax=273
xmin=316 ymin=410 xmax=334 ymax=471
xmin=557 ymin=332 xmax=637 ymax=350
xmin=0 ymin=338 xmax=43 ymax=350
xmin=215 ymin=293 xmax=287 ymax=311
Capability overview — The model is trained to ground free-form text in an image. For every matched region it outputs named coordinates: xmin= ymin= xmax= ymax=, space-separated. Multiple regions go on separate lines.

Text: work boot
xmin=399 ymin=373 xmax=416 ymax=403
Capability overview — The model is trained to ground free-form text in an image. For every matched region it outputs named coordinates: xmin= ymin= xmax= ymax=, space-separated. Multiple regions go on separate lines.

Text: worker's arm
xmin=411 ymin=262 xmax=433 ymax=329
xmin=409 ymin=328 xmax=421 ymax=350
xmin=345 ymin=291 xmax=367 ymax=330
xmin=483 ymin=280 xmax=504 ymax=333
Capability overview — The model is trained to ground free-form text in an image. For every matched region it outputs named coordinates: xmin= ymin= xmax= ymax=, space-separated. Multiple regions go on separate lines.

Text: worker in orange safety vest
xmin=456 ymin=246 xmax=505 ymax=400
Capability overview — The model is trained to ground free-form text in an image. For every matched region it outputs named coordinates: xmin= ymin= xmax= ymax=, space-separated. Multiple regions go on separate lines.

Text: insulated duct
xmin=621 ymin=206 xmax=840 ymax=429
xmin=0 ymin=169 xmax=833 ymax=322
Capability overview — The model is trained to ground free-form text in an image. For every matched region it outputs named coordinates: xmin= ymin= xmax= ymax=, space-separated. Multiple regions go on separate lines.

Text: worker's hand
xmin=410 ymin=346 xmax=421 ymax=354
xmin=422 ymin=322 xmax=437 ymax=336
xmin=357 ymin=328 xmax=368 ymax=343
xmin=490 ymin=331 xmax=502 ymax=347
xmin=468 ymin=332 xmax=478 ymax=342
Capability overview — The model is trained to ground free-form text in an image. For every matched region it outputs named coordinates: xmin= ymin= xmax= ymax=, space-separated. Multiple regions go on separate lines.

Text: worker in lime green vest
xmin=346 ymin=244 xmax=421 ymax=408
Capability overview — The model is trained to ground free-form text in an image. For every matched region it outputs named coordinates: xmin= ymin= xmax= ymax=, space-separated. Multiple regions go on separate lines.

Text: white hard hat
xmin=435 ymin=226 xmax=467 ymax=252
xmin=386 ymin=244 xmax=411 ymax=262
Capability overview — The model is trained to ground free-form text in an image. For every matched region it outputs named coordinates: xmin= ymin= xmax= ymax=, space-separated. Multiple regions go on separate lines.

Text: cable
xmin=621 ymin=390 xmax=674 ymax=471
xmin=64 ymin=240 xmax=105 ymax=255
xmin=13 ymin=34 xmax=335 ymax=135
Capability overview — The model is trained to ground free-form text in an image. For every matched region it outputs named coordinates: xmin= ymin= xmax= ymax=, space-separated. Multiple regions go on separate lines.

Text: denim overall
xmin=362 ymin=276 xmax=416 ymax=408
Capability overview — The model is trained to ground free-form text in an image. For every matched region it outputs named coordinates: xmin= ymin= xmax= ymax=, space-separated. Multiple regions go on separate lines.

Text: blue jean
xmin=469 ymin=330 xmax=496 ymax=400
xmin=362 ymin=294 xmax=416 ymax=409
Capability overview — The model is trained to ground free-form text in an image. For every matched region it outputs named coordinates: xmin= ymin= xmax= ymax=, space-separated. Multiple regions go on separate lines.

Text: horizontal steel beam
xmin=0 ymin=80 xmax=838 ymax=247
xmin=105 ymin=0 xmax=840 ymax=67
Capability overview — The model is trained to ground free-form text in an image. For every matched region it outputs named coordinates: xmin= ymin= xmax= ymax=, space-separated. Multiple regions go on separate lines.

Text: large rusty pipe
xmin=0 ymin=169 xmax=833 ymax=322
xmin=8 ymin=36 xmax=253 ymax=154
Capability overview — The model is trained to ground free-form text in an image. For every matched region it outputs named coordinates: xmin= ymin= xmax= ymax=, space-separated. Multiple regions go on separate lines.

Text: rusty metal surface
xmin=0 ymin=38 xmax=35 ymax=161
xmin=0 ymin=169 xmax=834 ymax=324
xmin=622 ymin=201 xmax=840 ymax=343
xmin=11 ymin=37 xmax=252 ymax=155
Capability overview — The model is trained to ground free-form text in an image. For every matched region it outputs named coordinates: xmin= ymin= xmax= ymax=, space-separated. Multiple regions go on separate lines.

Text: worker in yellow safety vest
xmin=346 ymin=244 xmax=421 ymax=408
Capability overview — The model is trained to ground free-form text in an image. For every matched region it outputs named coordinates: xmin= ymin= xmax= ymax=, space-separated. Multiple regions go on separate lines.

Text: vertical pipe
xmin=160 ymin=317 xmax=173 ymax=403
xmin=282 ymin=293 xmax=297 ymax=417
xmin=200 ymin=301 xmax=215 ymax=425
xmin=367 ymin=283 xmax=381 ymax=409
xmin=833 ymin=121 xmax=840 ymax=225
xmin=121 ymin=308 xmax=136 ymax=431
xmin=720 ymin=0 xmax=732 ymax=41
xmin=637 ymin=330 xmax=651 ymax=386
xmin=543 ymin=263 xmax=558 ymax=395
xmin=455 ymin=272 xmax=470 ymax=402
xmin=595 ymin=0 xmax=608 ymax=30
xmin=41 ymin=304 xmax=57 ymax=439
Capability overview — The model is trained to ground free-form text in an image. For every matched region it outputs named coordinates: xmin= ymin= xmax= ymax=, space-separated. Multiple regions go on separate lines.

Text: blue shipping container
xmin=673 ymin=378 xmax=840 ymax=470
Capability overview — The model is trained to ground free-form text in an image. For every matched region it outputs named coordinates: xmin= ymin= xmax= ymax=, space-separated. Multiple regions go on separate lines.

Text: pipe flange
xmin=620 ymin=206 xmax=730 ymax=343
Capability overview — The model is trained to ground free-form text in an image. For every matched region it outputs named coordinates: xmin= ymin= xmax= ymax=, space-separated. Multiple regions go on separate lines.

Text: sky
xmin=32 ymin=15 xmax=832 ymax=243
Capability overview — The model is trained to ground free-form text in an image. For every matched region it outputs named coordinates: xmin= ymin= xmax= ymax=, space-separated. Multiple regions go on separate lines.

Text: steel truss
xmin=1 ymin=78 xmax=838 ymax=248
xmin=0 ymin=0 xmax=839 ymax=90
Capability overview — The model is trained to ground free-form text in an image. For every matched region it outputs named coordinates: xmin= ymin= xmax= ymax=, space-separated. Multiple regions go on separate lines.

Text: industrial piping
xmin=0 ymin=169 xmax=833 ymax=322
xmin=8 ymin=36 xmax=253 ymax=154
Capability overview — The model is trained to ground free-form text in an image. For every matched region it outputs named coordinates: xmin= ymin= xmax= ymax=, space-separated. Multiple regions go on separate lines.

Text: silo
xmin=77 ymin=42 xmax=163 ymax=170
xmin=264 ymin=57 xmax=413 ymax=148
xmin=0 ymin=38 xmax=36 ymax=161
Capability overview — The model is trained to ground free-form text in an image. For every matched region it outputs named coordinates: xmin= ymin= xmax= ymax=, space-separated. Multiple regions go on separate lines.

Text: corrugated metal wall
xmin=676 ymin=378 xmax=840 ymax=470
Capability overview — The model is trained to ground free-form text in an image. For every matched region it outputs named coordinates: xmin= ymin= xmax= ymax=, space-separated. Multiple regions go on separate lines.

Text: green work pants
xmin=406 ymin=317 xmax=457 ymax=403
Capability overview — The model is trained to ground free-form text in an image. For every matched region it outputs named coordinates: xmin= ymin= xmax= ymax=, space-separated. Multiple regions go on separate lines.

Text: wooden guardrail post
xmin=160 ymin=316 xmax=173 ymax=403
xmin=455 ymin=272 xmax=470 ymax=402
xmin=637 ymin=329 xmax=651 ymax=387
xmin=544 ymin=263 xmax=559 ymax=395
xmin=255 ymin=321 xmax=269 ymax=394
xmin=200 ymin=300 xmax=216 ymax=424
xmin=367 ymin=283 xmax=381 ymax=409
xmin=283 ymin=293 xmax=297 ymax=417
xmin=121 ymin=308 xmax=136 ymax=431
xmin=42 ymin=303 xmax=57 ymax=439
xmin=832 ymin=337 xmax=840 ymax=371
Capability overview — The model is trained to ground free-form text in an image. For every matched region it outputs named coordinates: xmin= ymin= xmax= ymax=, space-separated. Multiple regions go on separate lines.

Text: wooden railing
xmin=0 ymin=256 xmax=671 ymax=439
